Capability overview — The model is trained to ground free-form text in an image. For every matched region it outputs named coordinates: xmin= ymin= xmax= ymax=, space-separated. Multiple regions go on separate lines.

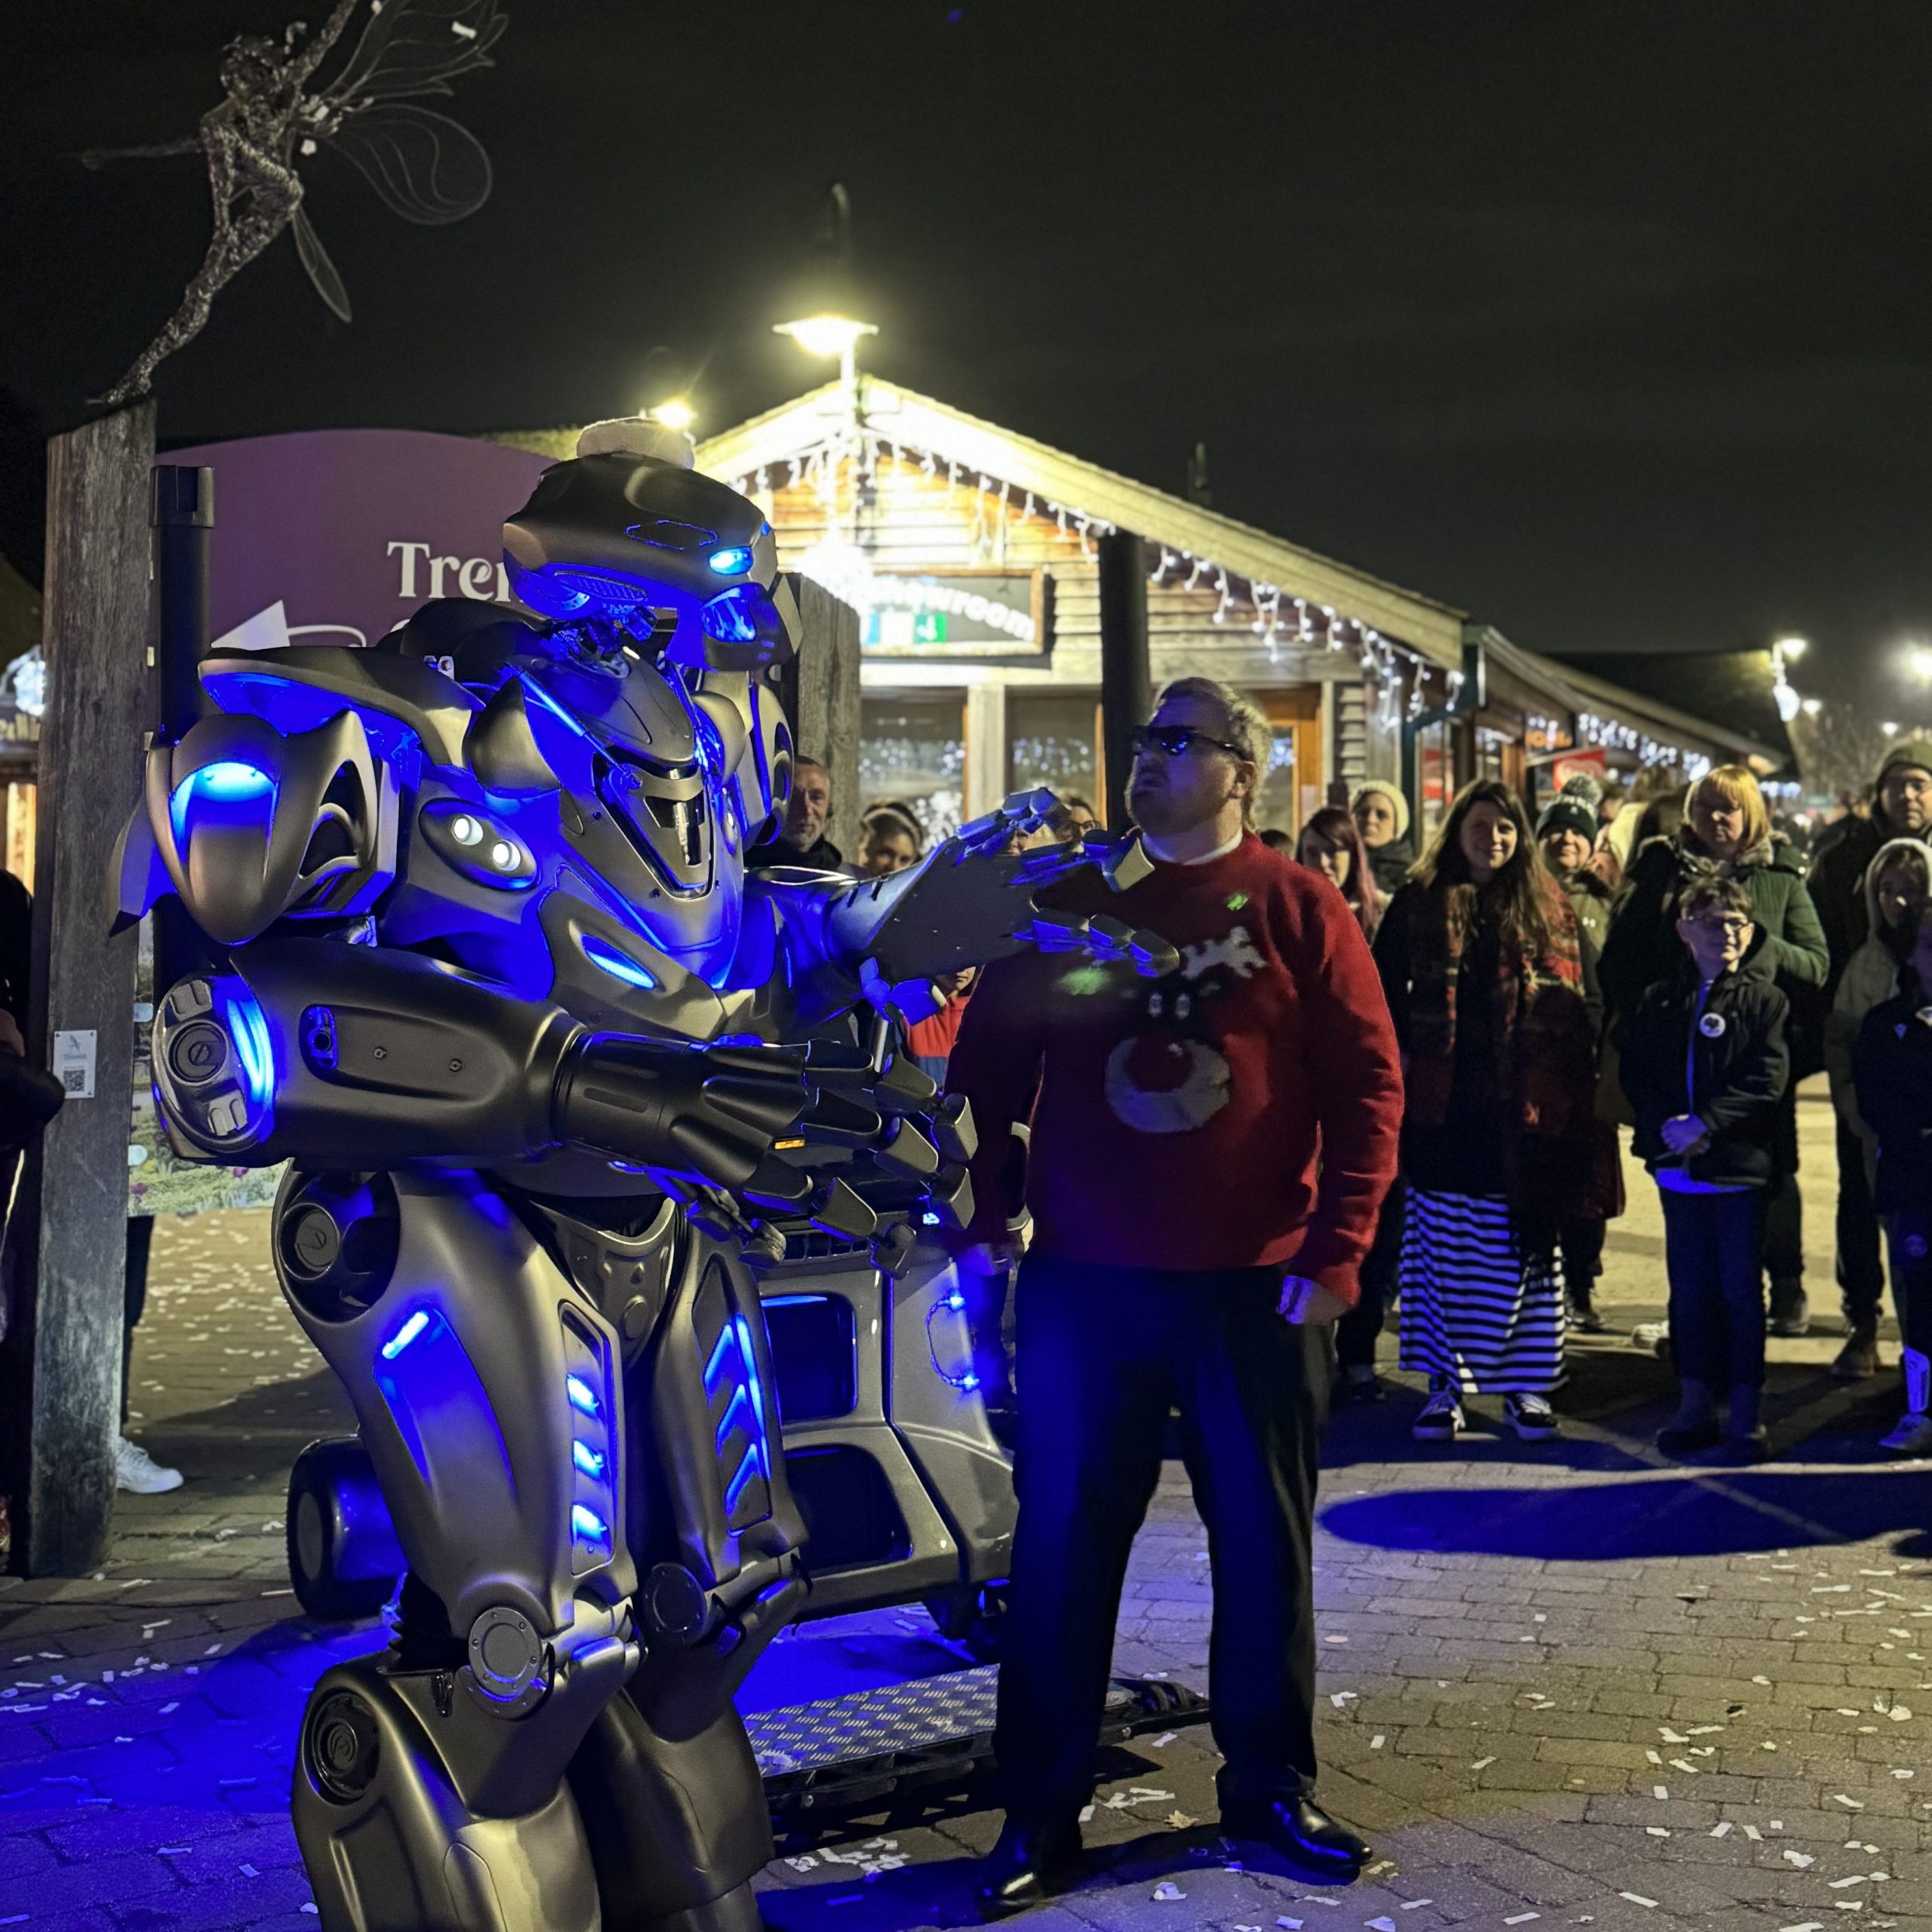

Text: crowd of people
xmin=903 ymin=684 xmax=1932 ymax=1911
xmin=823 ymin=717 xmax=1932 ymax=1474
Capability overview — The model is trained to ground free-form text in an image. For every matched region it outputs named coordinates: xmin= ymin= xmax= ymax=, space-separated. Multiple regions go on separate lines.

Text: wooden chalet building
xmin=507 ymin=378 xmax=1789 ymax=846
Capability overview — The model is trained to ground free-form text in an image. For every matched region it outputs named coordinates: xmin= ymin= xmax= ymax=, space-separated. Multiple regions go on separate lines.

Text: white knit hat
xmin=1350 ymin=778 xmax=1411 ymax=842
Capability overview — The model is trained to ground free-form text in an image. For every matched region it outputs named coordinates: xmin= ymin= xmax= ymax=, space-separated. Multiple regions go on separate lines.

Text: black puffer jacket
xmin=1852 ymin=980 xmax=1932 ymax=1213
xmin=1620 ymin=957 xmax=1791 ymax=1189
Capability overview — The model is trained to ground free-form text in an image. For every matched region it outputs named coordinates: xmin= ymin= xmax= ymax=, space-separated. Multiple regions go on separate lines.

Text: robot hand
xmin=555 ymin=1036 xmax=809 ymax=1191
xmin=824 ymin=789 xmax=1181 ymax=987
xmin=721 ymin=1038 xmax=980 ymax=1275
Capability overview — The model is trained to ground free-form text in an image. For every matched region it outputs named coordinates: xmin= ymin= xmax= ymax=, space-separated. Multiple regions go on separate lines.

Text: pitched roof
xmin=1543 ymin=648 xmax=1794 ymax=769
xmin=689 ymin=377 xmax=1468 ymax=668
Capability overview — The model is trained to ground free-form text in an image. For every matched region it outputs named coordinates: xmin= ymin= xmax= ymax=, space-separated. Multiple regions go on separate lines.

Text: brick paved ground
xmin=2 ymin=1080 xmax=1930 ymax=1932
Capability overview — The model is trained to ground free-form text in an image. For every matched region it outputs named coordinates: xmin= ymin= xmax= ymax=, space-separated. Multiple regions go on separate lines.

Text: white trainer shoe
xmin=1412 ymin=1388 xmax=1465 ymax=1441
xmin=115 ymin=1435 xmax=183 ymax=1494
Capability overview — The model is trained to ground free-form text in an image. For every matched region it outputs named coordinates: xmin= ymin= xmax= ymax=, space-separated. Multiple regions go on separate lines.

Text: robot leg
xmin=274 ymin=1170 xmax=641 ymax=1930
xmin=296 ymin=1651 xmax=605 ymax=1932
xmin=567 ymin=1226 xmax=811 ymax=1930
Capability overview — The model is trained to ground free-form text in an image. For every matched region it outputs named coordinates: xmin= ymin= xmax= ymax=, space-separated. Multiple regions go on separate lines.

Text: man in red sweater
xmin=949 ymin=676 xmax=1402 ymax=1915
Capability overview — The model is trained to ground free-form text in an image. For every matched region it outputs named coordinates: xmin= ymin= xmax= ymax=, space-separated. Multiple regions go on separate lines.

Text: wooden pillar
xmin=781 ymin=577 xmax=862 ymax=863
xmin=1097 ymin=531 xmax=1151 ymax=832
xmin=12 ymin=402 xmax=153 ymax=1574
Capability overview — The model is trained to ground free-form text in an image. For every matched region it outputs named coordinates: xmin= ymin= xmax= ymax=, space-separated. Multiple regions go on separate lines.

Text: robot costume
xmin=112 ymin=423 xmax=1176 ymax=1932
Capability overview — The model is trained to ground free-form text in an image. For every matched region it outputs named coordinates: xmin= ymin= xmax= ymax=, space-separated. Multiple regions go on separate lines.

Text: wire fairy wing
xmin=321 ymin=0 xmax=507 ymax=107
xmin=291 ymin=204 xmax=354 ymax=321
xmin=324 ymin=102 xmax=493 ymax=224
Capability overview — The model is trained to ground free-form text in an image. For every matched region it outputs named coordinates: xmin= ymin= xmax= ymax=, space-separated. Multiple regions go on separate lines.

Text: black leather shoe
xmin=976 ymin=1813 xmax=1084 ymax=1918
xmin=1656 ymin=1419 xmax=1724 ymax=1457
xmin=1220 ymin=1792 xmax=1371 ymax=1880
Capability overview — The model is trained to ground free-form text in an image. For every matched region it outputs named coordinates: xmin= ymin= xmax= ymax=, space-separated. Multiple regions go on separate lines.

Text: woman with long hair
xmin=1373 ymin=780 xmax=1598 ymax=1442
xmin=1297 ymin=805 xmax=1383 ymax=941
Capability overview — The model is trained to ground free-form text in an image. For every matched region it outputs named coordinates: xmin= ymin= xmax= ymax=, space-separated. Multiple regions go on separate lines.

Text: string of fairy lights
xmin=728 ymin=432 xmax=1442 ymax=730
xmin=730 ymin=426 xmax=1730 ymax=774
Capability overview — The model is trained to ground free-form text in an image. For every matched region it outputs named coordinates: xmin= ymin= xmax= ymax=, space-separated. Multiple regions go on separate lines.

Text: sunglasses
xmin=1129 ymin=724 xmax=1244 ymax=761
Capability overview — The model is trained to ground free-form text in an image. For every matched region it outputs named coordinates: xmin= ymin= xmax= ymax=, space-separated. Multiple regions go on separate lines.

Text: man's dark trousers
xmin=995 ymin=1253 xmax=1332 ymax=1823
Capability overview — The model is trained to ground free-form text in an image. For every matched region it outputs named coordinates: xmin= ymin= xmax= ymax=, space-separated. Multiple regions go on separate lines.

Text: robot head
xmin=502 ymin=425 xmax=801 ymax=674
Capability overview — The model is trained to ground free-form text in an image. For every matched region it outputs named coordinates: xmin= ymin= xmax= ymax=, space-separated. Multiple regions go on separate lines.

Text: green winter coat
xmin=1599 ymin=831 xmax=1828 ymax=1031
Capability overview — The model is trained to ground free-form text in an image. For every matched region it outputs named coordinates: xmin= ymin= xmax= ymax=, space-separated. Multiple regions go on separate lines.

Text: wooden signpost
xmin=9 ymin=401 xmax=154 ymax=1574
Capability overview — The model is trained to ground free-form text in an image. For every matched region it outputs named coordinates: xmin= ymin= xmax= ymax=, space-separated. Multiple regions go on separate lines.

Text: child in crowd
xmin=1850 ymin=903 xmax=1932 ymax=1457
xmin=1620 ymin=873 xmax=1790 ymax=1463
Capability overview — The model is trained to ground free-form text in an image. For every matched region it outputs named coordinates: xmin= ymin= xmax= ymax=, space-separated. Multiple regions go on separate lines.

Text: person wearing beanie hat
xmin=1352 ymin=780 xmax=1416 ymax=896
xmin=1537 ymin=778 xmax=1619 ymax=1333
xmin=1806 ymin=735 xmax=1932 ymax=1371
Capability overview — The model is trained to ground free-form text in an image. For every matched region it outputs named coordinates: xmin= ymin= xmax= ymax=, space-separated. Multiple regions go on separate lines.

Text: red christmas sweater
xmin=944 ymin=832 xmax=1402 ymax=1300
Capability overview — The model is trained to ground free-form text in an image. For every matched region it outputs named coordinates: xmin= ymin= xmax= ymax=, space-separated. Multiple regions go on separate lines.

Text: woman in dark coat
xmin=1599 ymin=764 xmax=1829 ymax=1333
xmin=1374 ymin=780 xmax=1599 ymax=1444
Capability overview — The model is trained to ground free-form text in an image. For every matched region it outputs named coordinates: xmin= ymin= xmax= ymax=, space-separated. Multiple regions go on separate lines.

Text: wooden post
xmin=1097 ymin=531 xmax=1151 ymax=832
xmin=11 ymin=402 xmax=154 ymax=1574
xmin=783 ymin=577 xmax=863 ymax=863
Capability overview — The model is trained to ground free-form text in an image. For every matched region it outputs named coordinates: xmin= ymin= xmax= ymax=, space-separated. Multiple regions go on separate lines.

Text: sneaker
xmin=1767 ymin=1288 xmax=1810 ymax=1339
xmin=1656 ymin=1417 xmax=1723 ymax=1457
xmin=1831 ymin=1331 xmax=1880 ymax=1380
xmin=1630 ymin=1321 xmax=1669 ymax=1354
xmin=115 ymin=1436 xmax=183 ymax=1494
xmin=1566 ymin=1301 xmax=1608 ymax=1335
xmin=1334 ymin=1364 xmax=1387 ymax=1406
xmin=1503 ymin=1393 xmax=1559 ymax=1441
xmin=1411 ymin=1389 xmax=1465 ymax=1441
xmin=1881 ymin=1413 xmax=1932 ymax=1458
xmin=1713 ymin=1427 xmax=1770 ymax=1466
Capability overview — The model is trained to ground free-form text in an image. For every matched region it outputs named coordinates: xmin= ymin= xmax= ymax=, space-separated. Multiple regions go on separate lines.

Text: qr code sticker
xmin=62 ymin=1068 xmax=86 ymax=1094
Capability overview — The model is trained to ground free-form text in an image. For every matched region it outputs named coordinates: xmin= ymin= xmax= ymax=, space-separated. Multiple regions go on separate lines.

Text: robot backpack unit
xmin=113 ymin=420 xmax=1176 ymax=1932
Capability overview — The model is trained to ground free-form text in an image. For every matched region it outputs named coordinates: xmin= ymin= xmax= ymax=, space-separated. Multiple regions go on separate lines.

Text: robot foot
xmin=568 ymin=1687 xmax=773 ymax=1932
xmin=294 ymin=1655 xmax=601 ymax=1932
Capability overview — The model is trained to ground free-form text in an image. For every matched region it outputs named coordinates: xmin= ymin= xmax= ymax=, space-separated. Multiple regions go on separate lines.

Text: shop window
xmin=1416 ymin=719 xmax=1453 ymax=844
xmin=1007 ymin=691 xmax=1100 ymax=817
xmin=1253 ymin=688 xmax=1322 ymax=841
xmin=859 ymin=693 xmax=967 ymax=846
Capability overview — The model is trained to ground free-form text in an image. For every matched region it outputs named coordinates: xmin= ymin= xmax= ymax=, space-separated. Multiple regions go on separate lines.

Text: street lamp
xmin=1906 ymin=644 xmax=1932 ymax=681
xmin=1775 ymin=635 xmax=1807 ymax=661
xmin=773 ymin=312 xmax=878 ymax=391
xmin=1884 ymin=721 xmax=1900 ymax=737
xmin=650 ymin=397 xmax=695 ymax=432
xmin=1801 ymin=697 xmax=1823 ymax=716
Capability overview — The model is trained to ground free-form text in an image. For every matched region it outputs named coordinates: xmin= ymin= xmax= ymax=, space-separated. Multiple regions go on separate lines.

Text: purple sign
xmin=162 ymin=429 xmax=555 ymax=654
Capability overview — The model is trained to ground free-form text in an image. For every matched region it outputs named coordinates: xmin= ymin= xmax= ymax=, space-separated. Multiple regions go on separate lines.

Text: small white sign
xmin=52 ymin=1029 xmax=97 ymax=1100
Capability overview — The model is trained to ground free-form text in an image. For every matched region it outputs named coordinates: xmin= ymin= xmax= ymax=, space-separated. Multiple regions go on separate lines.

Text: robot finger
xmin=873 ymin=1118 xmax=941 ymax=1181
xmin=797 ymin=1088 xmax=884 ymax=1146
xmin=1018 ymin=911 xmax=1089 ymax=955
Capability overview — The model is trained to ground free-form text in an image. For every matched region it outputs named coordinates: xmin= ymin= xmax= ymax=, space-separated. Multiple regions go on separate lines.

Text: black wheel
xmin=287 ymin=1437 xmax=403 ymax=1623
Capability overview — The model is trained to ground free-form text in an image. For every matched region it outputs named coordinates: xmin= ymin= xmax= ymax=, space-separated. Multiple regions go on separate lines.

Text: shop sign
xmin=857 ymin=571 xmax=1050 ymax=657
xmin=162 ymin=429 xmax=554 ymax=654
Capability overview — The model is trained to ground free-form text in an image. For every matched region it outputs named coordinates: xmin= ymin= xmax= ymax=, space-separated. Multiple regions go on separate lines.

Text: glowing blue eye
xmin=565 ymin=1374 xmax=600 ymax=1417
xmin=708 ymin=546 xmax=753 ymax=576
xmin=581 ymin=934 xmax=657 ymax=990
xmin=571 ymin=1441 xmax=606 ymax=1479
xmin=571 ymin=1504 xmax=608 ymax=1543
xmin=380 ymin=1311 xmax=429 ymax=1360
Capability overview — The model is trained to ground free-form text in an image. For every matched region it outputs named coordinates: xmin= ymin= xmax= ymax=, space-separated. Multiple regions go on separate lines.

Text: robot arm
xmin=151 ymin=937 xmax=808 ymax=1183
xmin=758 ymin=790 xmax=1181 ymax=1023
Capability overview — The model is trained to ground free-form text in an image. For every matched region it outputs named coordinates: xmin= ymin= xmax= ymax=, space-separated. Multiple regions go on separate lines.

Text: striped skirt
xmin=1397 ymin=1188 xmax=1564 ymax=1395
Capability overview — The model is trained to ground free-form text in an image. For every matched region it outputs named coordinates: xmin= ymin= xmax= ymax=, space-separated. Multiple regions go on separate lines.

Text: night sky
xmin=7 ymin=2 xmax=1932 ymax=709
